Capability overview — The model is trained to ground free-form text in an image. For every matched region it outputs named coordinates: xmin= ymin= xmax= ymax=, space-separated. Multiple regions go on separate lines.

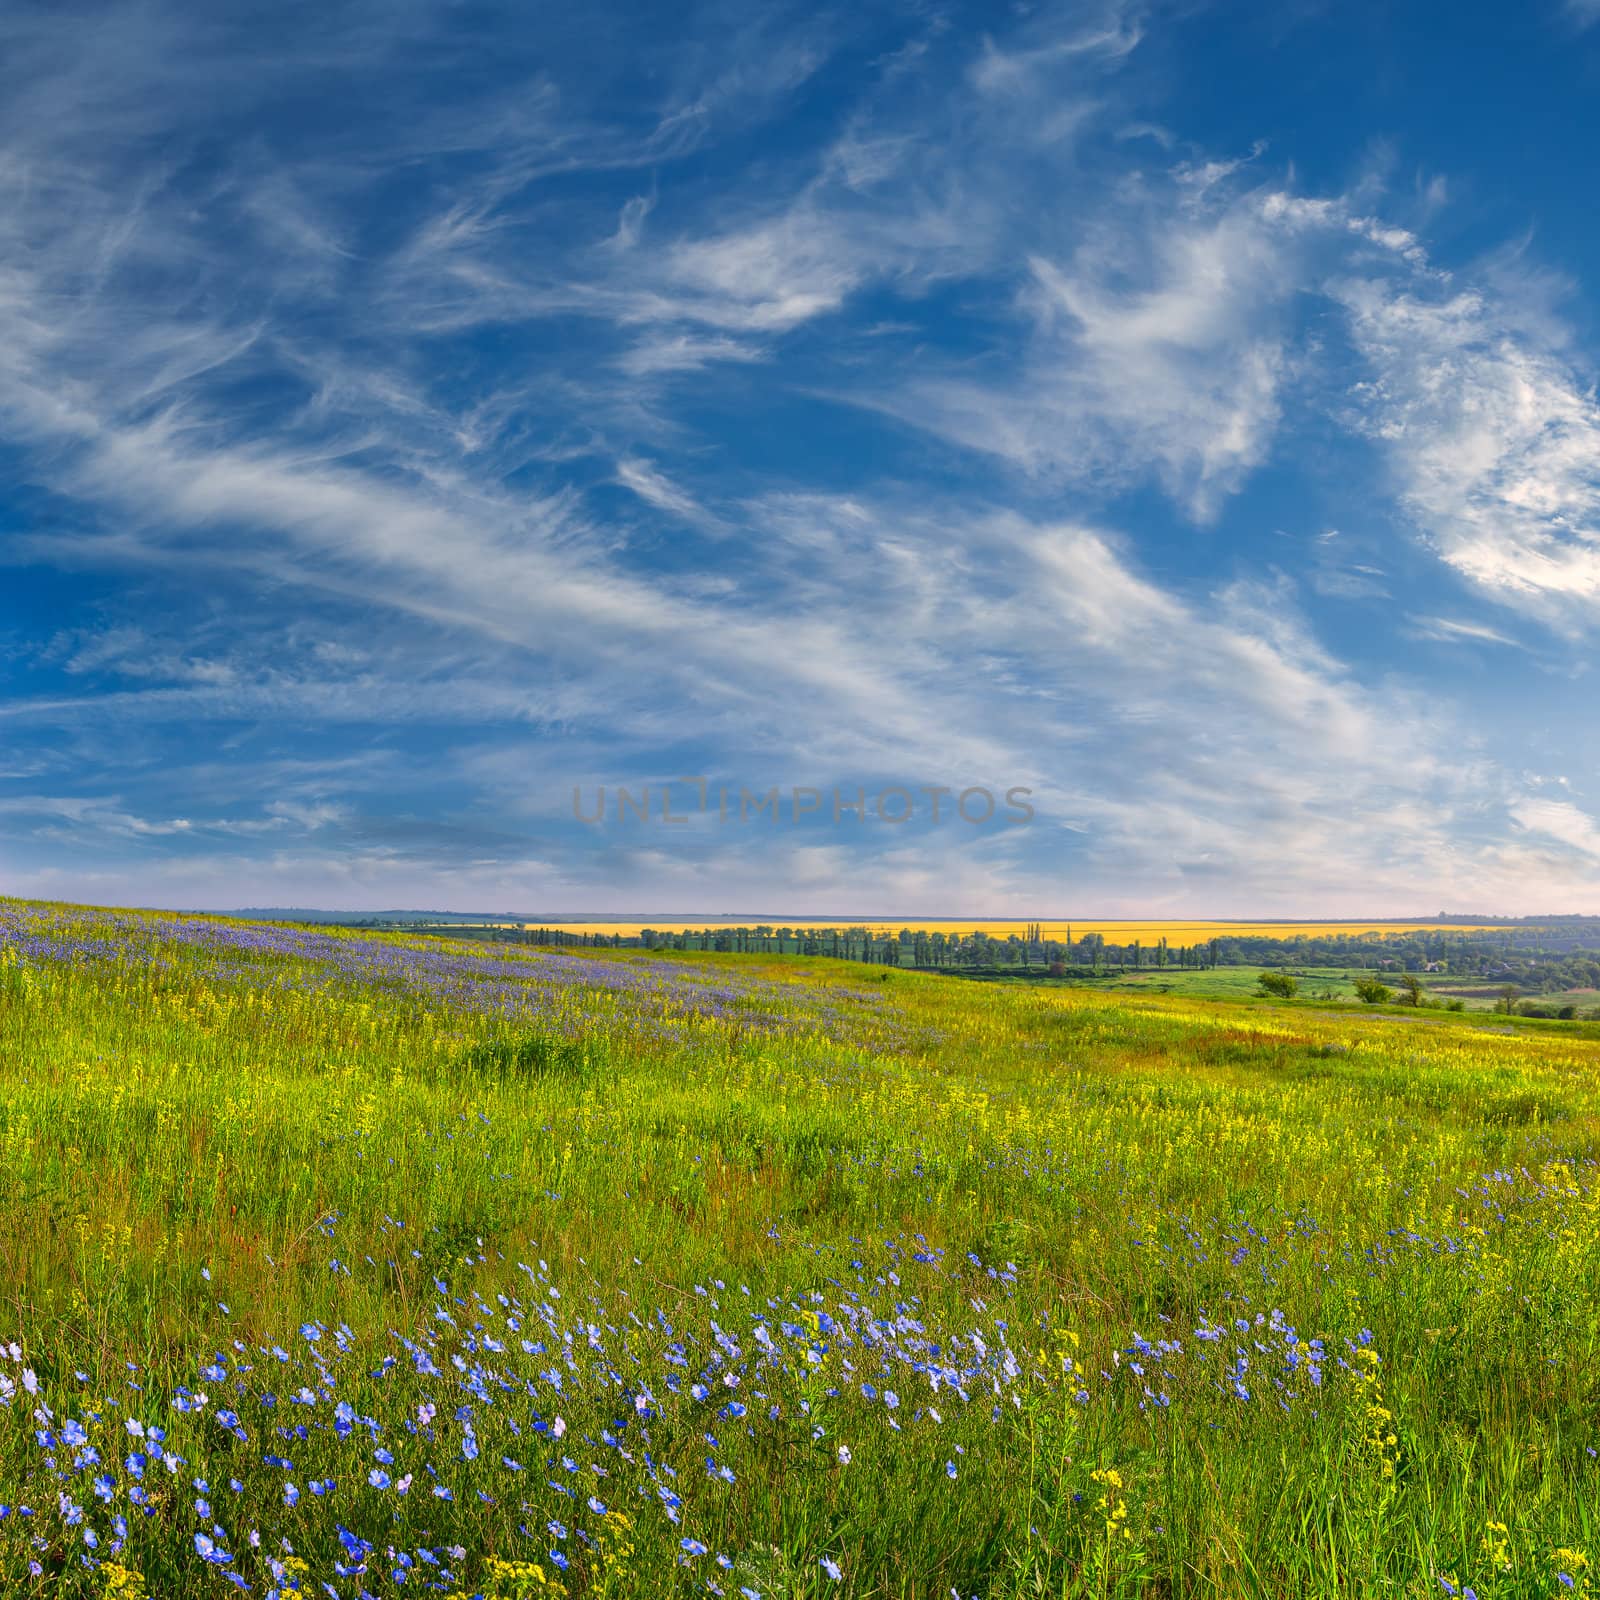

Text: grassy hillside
xmin=1 ymin=899 xmax=1597 ymax=1598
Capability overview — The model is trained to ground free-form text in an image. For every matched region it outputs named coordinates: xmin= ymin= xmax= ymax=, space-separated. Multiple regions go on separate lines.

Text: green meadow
xmin=955 ymin=965 xmax=1396 ymax=1006
xmin=1 ymin=898 xmax=1598 ymax=1599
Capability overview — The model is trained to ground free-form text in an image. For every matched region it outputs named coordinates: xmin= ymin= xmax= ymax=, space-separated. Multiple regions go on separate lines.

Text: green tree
xmin=1355 ymin=977 xmax=1391 ymax=1005
xmin=1397 ymin=973 xmax=1424 ymax=1006
xmin=1257 ymin=970 xmax=1298 ymax=998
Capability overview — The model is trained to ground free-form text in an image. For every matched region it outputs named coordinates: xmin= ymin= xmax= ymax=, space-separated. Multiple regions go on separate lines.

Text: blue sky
xmin=4 ymin=0 xmax=1600 ymax=916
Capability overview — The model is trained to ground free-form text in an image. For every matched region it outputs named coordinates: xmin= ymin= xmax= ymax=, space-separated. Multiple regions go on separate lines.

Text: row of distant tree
xmin=514 ymin=923 xmax=1221 ymax=969
xmin=502 ymin=923 xmax=1600 ymax=982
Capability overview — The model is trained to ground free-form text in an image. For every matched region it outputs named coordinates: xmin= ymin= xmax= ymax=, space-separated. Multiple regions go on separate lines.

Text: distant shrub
xmin=1354 ymin=977 xmax=1392 ymax=1005
xmin=460 ymin=1032 xmax=604 ymax=1081
xmin=1256 ymin=970 xmax=1298 ymax=998
xmin=1481 ymin=1091 xmax=1564 ymax=1126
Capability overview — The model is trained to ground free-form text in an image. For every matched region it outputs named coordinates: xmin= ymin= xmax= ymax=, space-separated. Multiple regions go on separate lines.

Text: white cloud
xmin=606 ymin=194 xmax=655 ymax=251
xmin=659 ymin=208 xmax=867 ymax=332
xmin=1510 ymin=796 xmax=1600 ymax=861
xmin=881 ymin=192 xmax=1300 ymax=519
xmin=971 ymin=11 xmax=1144 ymax=99
xmin=1337 ymin=278 xmax=1600 ymax=616
xmin=1406 ymin=615 xmax=1524 ymax=648
xmin=614 ymin=331 xmax=767 ymax=377
xmin=615 ymin=456 xmax=727 ymax=534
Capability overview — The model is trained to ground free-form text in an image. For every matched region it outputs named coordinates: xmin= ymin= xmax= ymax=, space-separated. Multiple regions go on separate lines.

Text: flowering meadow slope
xmin=1 ymin=900 xmax=1598 ymax=1598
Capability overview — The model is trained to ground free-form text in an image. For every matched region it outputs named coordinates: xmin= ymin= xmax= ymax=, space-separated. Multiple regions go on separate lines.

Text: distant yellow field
xmin=501 ymin=918 xmax=1510 ymax=949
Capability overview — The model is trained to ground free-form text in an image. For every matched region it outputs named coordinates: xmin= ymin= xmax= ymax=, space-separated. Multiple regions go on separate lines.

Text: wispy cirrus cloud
xmin=1405 ymin=615 xmax=1525 ymax=648
xmin=613 ymin=331 xmax=768 ymax=378
xmin=1337 ymin=275 xmax=1600 ymax=618
xmin=614 ymin=456 xmax=729 ymax=535
xmin=1510 ymin=796 xmax=1600 ymax=863
xmin=888 ymin=203 xmax=1295 ymax=520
